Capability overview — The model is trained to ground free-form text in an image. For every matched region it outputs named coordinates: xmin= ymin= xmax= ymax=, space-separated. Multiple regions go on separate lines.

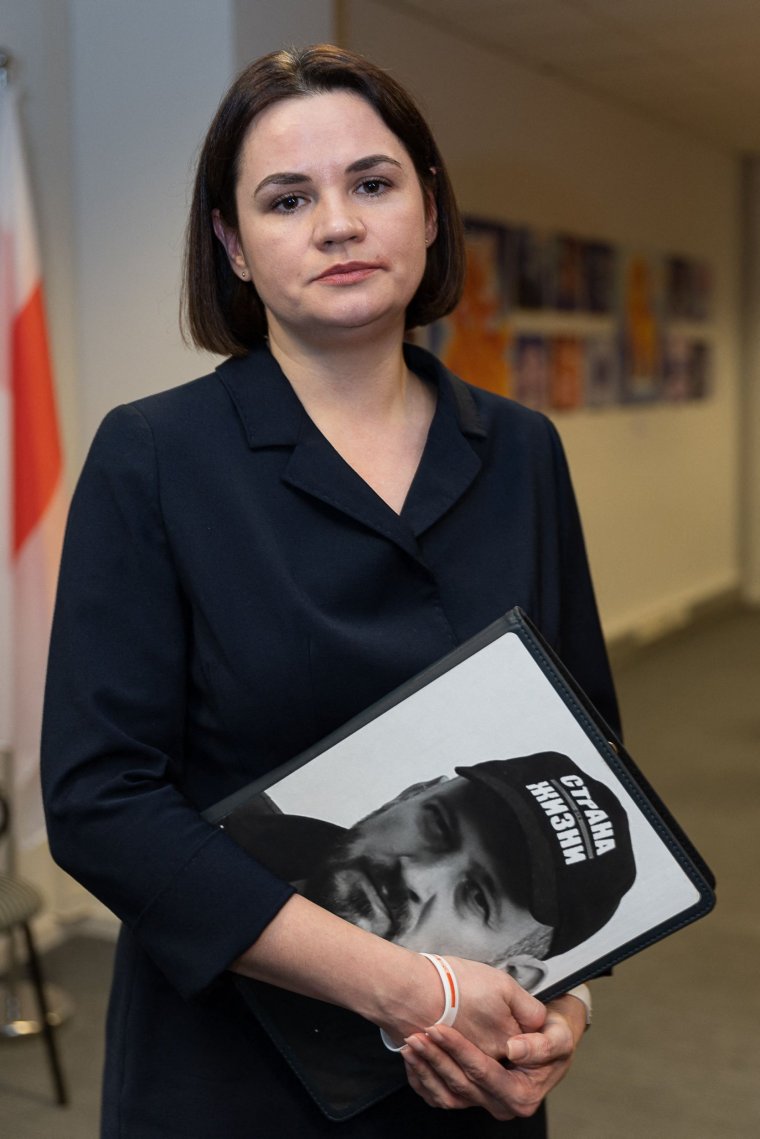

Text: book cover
xmin=206 ymin=608 xmax=715 ymax=1120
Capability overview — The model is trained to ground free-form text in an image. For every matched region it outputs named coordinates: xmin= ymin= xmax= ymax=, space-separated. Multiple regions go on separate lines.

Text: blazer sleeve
xmin=545 ymin=417 xmax=622 ymax=739
xmin=41 ymin=404 xmax=294 ymax=999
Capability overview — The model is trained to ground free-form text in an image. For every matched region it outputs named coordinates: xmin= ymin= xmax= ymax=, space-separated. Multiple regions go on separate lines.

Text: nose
xmin=399 ymin=857 xmax=441 ymax=911
xmin=396 ymin=861 xmax=441 ymax=947
xmin=313 ymin=193 xmax=366 ymax=247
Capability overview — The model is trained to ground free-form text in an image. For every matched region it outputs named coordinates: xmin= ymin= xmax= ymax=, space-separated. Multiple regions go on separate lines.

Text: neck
xmin=265 ymin=320 xmax=436 ymax=515
xmin=267 ymin=320 xmax=416 ymax=424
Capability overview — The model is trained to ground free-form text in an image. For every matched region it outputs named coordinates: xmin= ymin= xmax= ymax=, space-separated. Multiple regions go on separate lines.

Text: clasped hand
xmin=400 ymin=959 xmax=585 ymax=1120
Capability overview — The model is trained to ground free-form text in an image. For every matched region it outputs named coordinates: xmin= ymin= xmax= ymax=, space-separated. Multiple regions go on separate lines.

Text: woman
xmin=42 ymin=45 xmax=617 ymax=1137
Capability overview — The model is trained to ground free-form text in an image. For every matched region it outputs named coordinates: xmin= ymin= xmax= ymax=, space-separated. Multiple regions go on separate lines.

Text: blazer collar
xmin=217 ymin=345 xmax=306 ymax=449
xmin=216 ymin=343 xmax=486 ymax=548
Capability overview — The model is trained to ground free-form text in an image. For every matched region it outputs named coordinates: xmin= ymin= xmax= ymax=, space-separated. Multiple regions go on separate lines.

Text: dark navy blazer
xmin=42 ymin=344 xmax=617 ymax=1137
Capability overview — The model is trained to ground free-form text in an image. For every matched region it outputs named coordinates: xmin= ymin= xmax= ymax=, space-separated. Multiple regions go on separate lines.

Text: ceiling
xmin=374 ymin=0 xmax=760 ymax=152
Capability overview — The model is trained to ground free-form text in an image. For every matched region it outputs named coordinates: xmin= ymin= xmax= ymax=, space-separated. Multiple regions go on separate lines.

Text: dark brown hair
xmin=181 ymin=44 xmax=465 ymax=356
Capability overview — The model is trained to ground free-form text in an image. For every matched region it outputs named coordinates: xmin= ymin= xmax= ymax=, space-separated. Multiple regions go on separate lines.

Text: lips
xmin=314 ymin=261 xmax=380 ymax=285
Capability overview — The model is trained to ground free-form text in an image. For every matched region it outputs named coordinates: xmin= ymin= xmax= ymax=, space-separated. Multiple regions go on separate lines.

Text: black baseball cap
xmin=456 ymin=753 xmax=636 ymax=955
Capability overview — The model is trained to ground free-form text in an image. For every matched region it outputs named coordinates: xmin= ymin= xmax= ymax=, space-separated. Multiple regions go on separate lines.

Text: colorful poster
xmin=513 ymin=335 xmax=551 ymax=410
xmin=583 ymin=241 xmax=617 ymax=315
xmin=665 ymin=257 xmax=713 ymax=322
xmin=515 ymin=226 xmax=552 ymax=309
xmin=432 ymin=220 xmax=512 ymax=397
xmin=585 ymin=336 xmax=622 ymax=407
xmin=620 ymin=254 xmax=663 ymax=402
xmin=550 ymin=336 xmax=585 ymax=411
xmin=663 ymin=335 xmax=711 ymax=401
xmin=552 ymin=235 xmax=585 ymax=311
xmin=423 ymin=216 xmax=713 ymax=412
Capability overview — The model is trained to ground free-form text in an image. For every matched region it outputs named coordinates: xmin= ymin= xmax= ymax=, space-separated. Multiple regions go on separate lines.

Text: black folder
xmin=205 ymin=607 xmax=715 ymax=1120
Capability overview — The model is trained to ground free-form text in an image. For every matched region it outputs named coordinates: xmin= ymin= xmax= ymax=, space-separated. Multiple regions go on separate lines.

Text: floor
xmin=1 ymin=605 xmax=758 ymax=1137
xmin=0 ymin=934 xmax=112 ymax=1138
xmin=550 ymin=604 xmax=760 ymax=1138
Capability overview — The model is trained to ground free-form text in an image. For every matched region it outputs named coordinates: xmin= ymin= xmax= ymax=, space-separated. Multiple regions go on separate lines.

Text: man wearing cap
xmin=223 ymin=753 xmax=635 ymax=1114
xmin=225 ymin=751 xmax=636 ymax=985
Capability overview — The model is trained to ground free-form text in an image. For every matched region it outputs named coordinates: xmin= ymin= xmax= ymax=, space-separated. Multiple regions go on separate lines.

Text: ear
xmin=424 ymin=190 xmax=438 ymax=248
xmin=503 ymin=955 xmax=549 ymax=994
xmin=212 ymin=209 xmax=248 ymax=280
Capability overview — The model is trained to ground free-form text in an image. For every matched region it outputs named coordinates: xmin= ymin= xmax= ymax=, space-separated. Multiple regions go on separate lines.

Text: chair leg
xmin=21 ymin=922 xmax=68 ymax=1106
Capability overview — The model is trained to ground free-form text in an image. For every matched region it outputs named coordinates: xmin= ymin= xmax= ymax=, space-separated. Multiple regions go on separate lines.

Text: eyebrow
xmin=434 ymin=797 xmax=460 ymax=852
xmin=253 ymin=153 xmax=403 ymax=198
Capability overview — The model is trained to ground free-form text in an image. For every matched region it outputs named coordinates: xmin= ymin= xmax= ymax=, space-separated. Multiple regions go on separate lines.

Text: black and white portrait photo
xmin=224 ymin=751 xmax=637 ymax=993
xmin=210 ymin=612 xmax=713 ymax=1117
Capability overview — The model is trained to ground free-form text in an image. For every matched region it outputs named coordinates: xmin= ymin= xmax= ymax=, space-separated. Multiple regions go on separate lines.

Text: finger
xmin=416 ymin=1029 xmax=519 ymax=1120
xmin=402 ymin=1043 xmax=471 ymax=1110
xmin=496 ymin=1044 xmax=574 ymax=1116
xmin=403 ymin=1057 xmax=438 ymax=1108
xmin=420 ymin=1026 xmax=499 ymax=1086
xmin=506 ymin=1018 xmax=574 ymax=1069
xmin=406 ymin=1033 xmax=482 ymax=1103
xmin=509 ymin=986 xmax=547 ymax=1034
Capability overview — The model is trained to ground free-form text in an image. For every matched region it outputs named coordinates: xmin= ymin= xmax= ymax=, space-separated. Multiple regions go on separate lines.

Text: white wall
xmin=70 ymin=0 xmax=236 ymax=449
xmin=346 ymin=0 xmax=743 ymax=640
xmin=70 ymin=0 xmax=331 ymax=445
xmin=1 ymin=0 xmax=334 ymax=925
xmin=234 ymin=0 xmax=334 ymax=71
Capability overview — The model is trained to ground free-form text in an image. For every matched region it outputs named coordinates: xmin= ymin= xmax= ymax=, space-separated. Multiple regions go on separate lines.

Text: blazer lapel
xmin=401 ymin=359 xmax=485 ymax=537
xmin=217 ymin=344 xmax=486 ymax=560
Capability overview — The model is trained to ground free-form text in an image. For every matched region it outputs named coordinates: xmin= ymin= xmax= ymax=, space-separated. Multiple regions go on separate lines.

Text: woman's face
xmin=213 ymin=90 xmax=437 ymax=351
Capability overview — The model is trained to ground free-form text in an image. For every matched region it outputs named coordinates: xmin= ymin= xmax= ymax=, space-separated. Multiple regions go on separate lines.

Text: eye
xmin=463 ymin=877 xmax=492 ymax=925
xmin=271 ymin=193 xmax=307 ymax=213
xmin=357 ymin=177 xmax=391 ymax=197
xmin=421 ymin=802 xmax=454 ymax=851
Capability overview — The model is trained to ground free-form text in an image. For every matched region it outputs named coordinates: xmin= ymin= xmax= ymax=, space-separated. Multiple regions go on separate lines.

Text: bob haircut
xmin=181 ymin=44 xmax=465 ymax=357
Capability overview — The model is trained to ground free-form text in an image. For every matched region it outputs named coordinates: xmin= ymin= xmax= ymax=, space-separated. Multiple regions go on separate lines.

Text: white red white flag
xmin=0 ymin=82 xmax=65 ymax=849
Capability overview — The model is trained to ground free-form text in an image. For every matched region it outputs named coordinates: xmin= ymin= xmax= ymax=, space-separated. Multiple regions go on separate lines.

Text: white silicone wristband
xmin=419 ymin=953 xmax=460 ymax=1027
xmin=380 ymin=953 xmax=460 ymax=1052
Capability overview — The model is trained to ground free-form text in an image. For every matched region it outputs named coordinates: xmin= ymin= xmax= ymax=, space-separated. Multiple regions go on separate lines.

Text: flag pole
xmin=0 ymin=45 xmax=73 ymax=1042
xmin=0 ymin=44 xmax=19 ymax=887
xmin=0 ymin=45 xmax=16 ymax=878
